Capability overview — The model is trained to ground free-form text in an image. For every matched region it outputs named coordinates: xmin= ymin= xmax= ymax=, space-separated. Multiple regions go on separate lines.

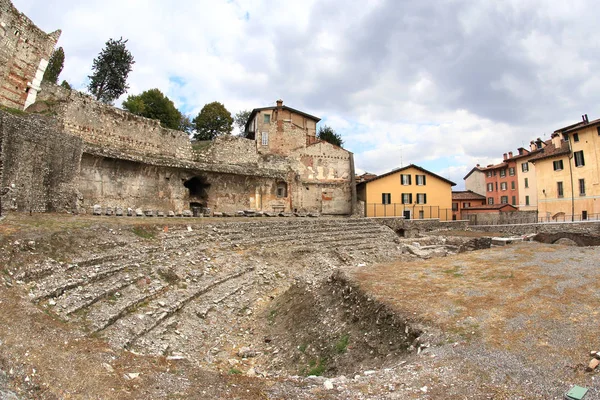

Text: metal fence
xmin=537 ymin=213 xmax=600 ymax=223
xmin=365 ymin=203 xmax=454 ymax=221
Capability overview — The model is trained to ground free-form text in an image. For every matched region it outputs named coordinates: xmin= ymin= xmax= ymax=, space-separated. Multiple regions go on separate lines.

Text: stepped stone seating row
xmin=89 ymin=205 xmax=321 ymax=218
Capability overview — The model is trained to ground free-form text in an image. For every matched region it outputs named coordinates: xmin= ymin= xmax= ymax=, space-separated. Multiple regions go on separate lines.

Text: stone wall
xmin=371 ymin=217 xmax=469 ymax=237
xmin=195 ymin=135 xmax=259 ymax=165
xmin=470 ymin=221 xmax=600 ymax=236
xmin=0 ymin=0 xmax=60 ymax=109
xmin=33 ymin=83 xmax=194 ymax=161
xmin=0 ymin=110 xmax=81 ymax=213
xmin=464 ymin=210 xmax=538 ymax=225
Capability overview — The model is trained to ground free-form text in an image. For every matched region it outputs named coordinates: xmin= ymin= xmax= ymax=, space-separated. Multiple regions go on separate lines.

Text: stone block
xmin=168 ymin=211 xmax=175 ymax=217
xmin=175 ymin=210 xmax=183 ymax=217
xmin=182 ymin=210 xmax=193 ymax=217
xmin=92 ymin=205 xmax=102 ymax=216
xmin=308 ymin=213 xmax=319 ymax=218
xmin=203 ymin=208 xmax=211 ymax=217
xmin=157 ymin=211 xmax=165 ymax=217
xmin=213 ymin=212 xmax=223 ymax=217
xmin=127 ymin=208 xmax=134 ymax=216
xmin=105 ymin=207 xmax=113 ymax=216
xmin=135 ymin=208 xmax=143 ymax=217
xmin=144 ymin=210 xmax=155 ymax=217
xmin=236 ymin=211 xmax=245 ymax=217
xmin=115 ymin=207 xmax=123 ymax=216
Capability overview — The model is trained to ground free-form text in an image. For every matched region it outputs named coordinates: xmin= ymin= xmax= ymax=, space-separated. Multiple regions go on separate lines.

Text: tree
xmin=42 ymin=47 xmax=64 ymax=84
xmin=60 ymin=80 xmax=72 ymax=90
xmin=179 ymin=114 xmax=194 ymax=135
xmin=122 ymin=88 xmax=181 ymax=130
xmin=87 ymin=37 xmax=135 ymax=104
xmin=317 ymin=125 xmax=344 ymax=147
xmin=234 ymin=109 xmax=251 ymax=136
xmin=192 ymin=101 xmax=233 ymax=140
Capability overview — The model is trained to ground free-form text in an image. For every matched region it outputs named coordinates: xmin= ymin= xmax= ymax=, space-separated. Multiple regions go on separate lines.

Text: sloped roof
xmin=463 ymin=166 xmax=484 ymax=180
xmin=357 ymin=164 xmax=456 ymax=187
xmin=465 ymin=204 xmax=518 ymax=211
xmin=452 ymin=190 xmax=486 ymax=201
xmin=529 ymin=140 xmax=570 ymax=163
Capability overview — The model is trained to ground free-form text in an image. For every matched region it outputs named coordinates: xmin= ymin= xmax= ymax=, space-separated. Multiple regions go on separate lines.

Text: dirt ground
xmin=1 ymin=213 xmax=599 ymax=399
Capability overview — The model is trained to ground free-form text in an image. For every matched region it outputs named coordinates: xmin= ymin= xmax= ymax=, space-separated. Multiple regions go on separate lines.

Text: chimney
xmin=551 ymin=133 xmax=561 ymax=149
xmin=530 ymin=140 xmax=536 ymax=151
xmin=476 ymin=164 xmax=480 ymax=167
xmin=585 ymin=114 xmax=589 ymax=124
xmin=503 ymin=153 xmax=507 ymax=160
xmin=508 ymin=151 xmax=513 ymax=158
xmin=276 ymin=99 xmax=283 ymax=110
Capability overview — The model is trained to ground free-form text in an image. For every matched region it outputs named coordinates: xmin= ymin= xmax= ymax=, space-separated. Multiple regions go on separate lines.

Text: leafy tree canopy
xmin=179 ymin=114 xmax=195 ymax=135
xmin=42 ymin=47 xmax=64 ymax=84
xmin=317 ymin=125 xmax=344 ymax=147
xmin=122 ymin=88 xmax=181 ymax=130
xmin=87 ymin=37 xmax=135 ymax=104
xmin=234 ymin=109 xmax=251 ymax=136
xmin=192 ymin=101 xmax=233 ymax=140
xmin=60 ymin=80 xmax=72 ymax=90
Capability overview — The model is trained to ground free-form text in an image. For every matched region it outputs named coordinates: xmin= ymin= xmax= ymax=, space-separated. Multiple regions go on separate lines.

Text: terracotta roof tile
xmin=464 ymin=204 xmax=518 ymax=211
xmin=452 ymin=191 xmax=486 ymax=200
xmin=529 ymin=141 xmax=570 ymax=162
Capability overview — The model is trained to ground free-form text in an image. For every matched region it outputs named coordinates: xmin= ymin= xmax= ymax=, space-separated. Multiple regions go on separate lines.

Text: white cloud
xmin=14 ymin=0 xmax=600 ymax=184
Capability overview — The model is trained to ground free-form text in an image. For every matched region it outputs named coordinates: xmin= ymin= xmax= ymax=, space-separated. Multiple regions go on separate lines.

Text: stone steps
xmin=101 ymin=267 xmax=253 ymax=349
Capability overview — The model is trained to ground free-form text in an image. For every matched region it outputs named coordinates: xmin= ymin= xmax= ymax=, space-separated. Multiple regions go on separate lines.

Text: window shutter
xmin=423 ymin=175 xmax=426 ymax=185
xmin=382 ymin=193 xmax=385 ymax=204
xmin=424 ymin=193 xmax=427 ymax=204
xmin=409 ymin=193 xmax=413 ymax=204
xmin=408 ymin=175 xmax=412 ymax=185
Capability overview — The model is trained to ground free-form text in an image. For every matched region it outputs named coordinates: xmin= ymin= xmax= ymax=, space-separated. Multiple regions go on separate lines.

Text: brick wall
xmin=0 ymin=0 xmax=60 ymax=110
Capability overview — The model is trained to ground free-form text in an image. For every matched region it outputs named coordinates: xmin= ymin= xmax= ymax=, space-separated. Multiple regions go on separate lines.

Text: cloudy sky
xmin=15 ymin=0 xmax=600 ymax=187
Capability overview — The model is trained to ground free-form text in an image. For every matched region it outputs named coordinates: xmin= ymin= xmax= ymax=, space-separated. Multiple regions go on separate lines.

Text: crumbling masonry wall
xmin=0 ymin=110 xmax=82 ymax=213
xmin=0 ymin=0 xmax=60 ymax=110
xmin=34 ymin=83 xmax=193 ymax=161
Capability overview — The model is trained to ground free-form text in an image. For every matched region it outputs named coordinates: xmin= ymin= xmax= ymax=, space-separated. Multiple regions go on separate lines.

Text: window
xmin=525 ymin=195 xmax=530 ymax=206
xmin=486 ymin=171 xmax=492 ymax=177
xmin=488 ymin=197 xmax=494 ymax=205
xmin=524 ymin=178 xmax=529 ymax=188
xmin=564 ymin=133 xmax=569 ymax=141
xmin=500 ymin=169 xmax=506 ymax=177
xmin=553 ymin=160 xmax=564 ymax=171
xmin=416 ymin=175 xmax=426 ymax=185
xmin=509 ymin=167 xmax=515 ymax=176
xmin=416 ymin=193 xmax=427 ymax=204
xmin=597 ymin=126 xmax=600 ymax=135
xmin=579 ymin=179 xmax=585 ymax=196
xmin=501 ymin=196 xmax=508 ymax=204
xmin=511 ymin=196 xmax=516 ymax=205
xmin=493 ymin=171 xmax=497 ymax=176
xmin=487 ymin=183 xmax=493 ymax=192
xmin=495 ymin=182 xmax=498 ymax=191
xmin=261 ymin=132 xmax=268 ymax=146
xmin=573 ymin=133 xmax=579 ymax=142
xmin=582 ymin=210 xmax=588 ymax=220
xmin=511 ymin=181 xmax=515 ymax=190
xmin=462 ymin=202 xmax=470 ymax=208
xmin=382 ymin=193 xmax=391 ymax=204
xmin=452 ymin=202 xmax=458 ymax=211
xmin=522 ymin=162 xmax=529 ymax=172
xmin=401 ymin=174 xmax=411 ymax=185
xmin=276 ymin=182 xmax=288 ymax=198
xmin=557 ymin=181 xmax=564 ymax=198
xmin=574 ymin=150 xmax=585 ymax=167
xmin=500 ymin=182 xmax=507 ymax=191
xmin=419 ymin=210 xmax=424 ymax=219
xmin=401 ymin=193 xmax=412 ymax=204
xmin=263 ymin=114 xmax=271 ymax=124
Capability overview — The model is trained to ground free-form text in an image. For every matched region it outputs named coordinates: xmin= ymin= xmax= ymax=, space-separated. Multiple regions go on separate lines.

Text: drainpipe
xmin=567 ymin=139 xmax=575 ymax=221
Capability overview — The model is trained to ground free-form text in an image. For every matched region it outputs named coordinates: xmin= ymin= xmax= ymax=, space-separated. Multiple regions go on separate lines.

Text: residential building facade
xmin=357 ymin=164 xmax=455 ymax=219
xmin=451 ymin=190 xmax=486 ymax=220
xmin=530 ymin=116 xmax=600 ymax=220
xmin=463 ymin=165 xmax=486 ymax=196
xmin=480 ymin=153 xmax=519 ymax=208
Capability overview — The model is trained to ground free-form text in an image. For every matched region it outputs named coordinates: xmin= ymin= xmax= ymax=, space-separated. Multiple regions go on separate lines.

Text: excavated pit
xmin=0 ymin=216 xmax=496 ymax=383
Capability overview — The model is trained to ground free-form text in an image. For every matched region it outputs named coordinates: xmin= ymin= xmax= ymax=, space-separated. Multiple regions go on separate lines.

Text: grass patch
xmin=192 ymin=140 xmax=212 ymax=151
xmin=335 ymin=334 xmax=349 ymax=354
xmin=303 ymin=358 xmax=327 ymax=376
xmin=298 ymin=343 xmax=307 ymax=353
xmin=0 ymin=105 xmax=27 ymax=116
xmin=267 ymin=308 xmax=277 ymax=324
xmin=442 ymin=265 xmax=463 ymax=277
xmin=132 ymin=226 xmax=155 ymax=239
xmin=228 ymin=368 xmax=242 ymax=375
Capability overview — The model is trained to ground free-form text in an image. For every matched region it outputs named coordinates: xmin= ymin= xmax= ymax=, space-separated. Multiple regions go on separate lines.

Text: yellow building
xmin=356 ymin=164 xmax=455 ymax=220
xmin=531 ymin=115 xmax=600 ymax=221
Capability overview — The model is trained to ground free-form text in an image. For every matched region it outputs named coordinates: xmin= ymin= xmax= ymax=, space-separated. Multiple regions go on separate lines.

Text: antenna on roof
xmin=400 ymin=145 xmax=403 ymax=167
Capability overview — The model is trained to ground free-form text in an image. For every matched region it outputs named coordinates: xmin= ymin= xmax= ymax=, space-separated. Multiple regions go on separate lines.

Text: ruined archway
xmin=183 ymin=176 xmax=210 ymax=212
